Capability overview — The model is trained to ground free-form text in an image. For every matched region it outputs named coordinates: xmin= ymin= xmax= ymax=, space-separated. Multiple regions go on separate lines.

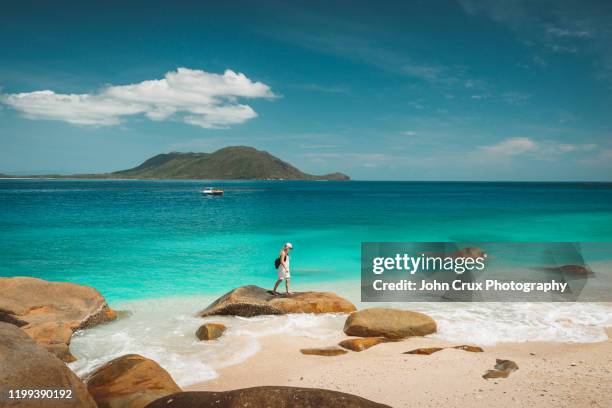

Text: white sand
xmin=187 ymin=328 xmax=612 ymax=408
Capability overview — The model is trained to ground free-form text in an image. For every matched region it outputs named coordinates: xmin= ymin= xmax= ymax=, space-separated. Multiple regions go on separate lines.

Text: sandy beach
xmin=187 ymin=328 xmax=612 ymax=408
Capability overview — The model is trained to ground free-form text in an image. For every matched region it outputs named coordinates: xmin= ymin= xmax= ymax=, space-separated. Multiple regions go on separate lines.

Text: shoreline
xmin=186 ymin=329 xmax=612 ymax=408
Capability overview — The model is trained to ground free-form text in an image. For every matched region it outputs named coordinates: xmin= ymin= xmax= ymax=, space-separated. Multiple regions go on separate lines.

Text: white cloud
xmin=480 ymin=137 xmax=537 ymax=155
xmin=1 ymin=67 xmax=276 ymax=128
xmin=402 ymin=130 xmax=417 ymax=136
xmin=479 ymin=137 xmax=599 ymax=159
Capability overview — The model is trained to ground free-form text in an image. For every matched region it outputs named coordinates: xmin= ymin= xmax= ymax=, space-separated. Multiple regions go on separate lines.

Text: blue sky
xmin=1 ymin=0 xmax=611 ymax=180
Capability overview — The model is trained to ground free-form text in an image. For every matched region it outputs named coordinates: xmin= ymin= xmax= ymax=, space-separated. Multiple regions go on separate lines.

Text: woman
xmin=272 ymin=242 xmax=293 ymax=295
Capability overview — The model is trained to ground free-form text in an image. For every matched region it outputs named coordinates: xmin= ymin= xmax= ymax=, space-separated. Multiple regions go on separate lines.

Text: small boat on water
xmin=201 ymin=187 xmax=224 ymax=195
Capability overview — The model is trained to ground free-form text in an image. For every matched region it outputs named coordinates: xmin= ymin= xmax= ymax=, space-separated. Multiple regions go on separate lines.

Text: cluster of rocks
xmin=0 ymin=279 xmax=390 ymax=407
xmin=300 ymin=307 xmax=438 ymax=356
xmin=1 ymin=278 xmax=517 ymax=407
xmin=0 ymin=277 xmax=116 ymax=362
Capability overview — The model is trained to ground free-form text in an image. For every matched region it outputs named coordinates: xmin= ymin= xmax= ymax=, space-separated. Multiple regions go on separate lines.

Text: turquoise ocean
xmin=2 ymin=179 xmax=612 ymax=385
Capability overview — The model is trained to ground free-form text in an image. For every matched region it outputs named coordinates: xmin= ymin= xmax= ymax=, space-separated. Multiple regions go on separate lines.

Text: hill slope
xmin=111 ymin=146 xmax=350 ymax=180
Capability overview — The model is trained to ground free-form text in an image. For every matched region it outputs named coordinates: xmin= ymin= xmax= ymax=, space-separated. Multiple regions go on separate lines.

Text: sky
xmin=1 ymin=0 xmax=611 ymax=180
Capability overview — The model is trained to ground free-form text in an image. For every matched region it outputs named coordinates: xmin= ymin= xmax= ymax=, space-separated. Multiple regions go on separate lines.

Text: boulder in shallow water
xmin=555 ymin=264 xmax=592 ymax=275
xmin=338 ymin=337 xmax=389 ymax=352
xmin=86 ymin=354 xmax=181 ymax=408
xmin=199 ymin=285 xmax=356 ymax=317
xmin=343 ymin=308 xmax=436 ymax=339
xmin=0 ymin=322 xmax=96 ymax=408
xmin=0 ymin=277 xmax=116 ymax=362
xmin=196 ymin=323 xmax=226 ymax=340
xmin=300 ymin=346 xmax=349 ymax=356
xmin=146 ymin=387 xmax=391 ymax=408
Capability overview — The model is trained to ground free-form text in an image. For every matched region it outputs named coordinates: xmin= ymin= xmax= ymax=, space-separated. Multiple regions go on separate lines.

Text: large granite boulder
xmin=199 ymin=285 xmax=356 ymax=317
xmin=0 ymin=322 xmax=96 ymax=408
xmin=343 ymin=308 xmax=436 ymax=339
xmin=86 ymin=354 xmax=181 ymax=408
xmin=0 ymin=277 xmax=116 ymax=362
xmin=146 ymin=387 xmax=390 ymax=408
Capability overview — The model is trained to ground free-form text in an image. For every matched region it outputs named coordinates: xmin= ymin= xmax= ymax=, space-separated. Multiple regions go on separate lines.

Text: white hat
xmin=285 ymin=242 xmax=293 ymax=249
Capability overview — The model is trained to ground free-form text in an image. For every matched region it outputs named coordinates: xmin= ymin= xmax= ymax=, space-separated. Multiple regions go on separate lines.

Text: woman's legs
xmin=272 ymin=278 xmax=283 ymax=294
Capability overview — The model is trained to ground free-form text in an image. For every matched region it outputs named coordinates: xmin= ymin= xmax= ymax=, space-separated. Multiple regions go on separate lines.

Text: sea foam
xmin=69 ymin=292 xmax=612 ymax=387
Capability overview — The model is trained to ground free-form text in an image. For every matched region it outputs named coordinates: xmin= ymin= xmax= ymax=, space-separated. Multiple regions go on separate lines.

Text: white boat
xmin=201 ymin=187 xmax=224 ymax=195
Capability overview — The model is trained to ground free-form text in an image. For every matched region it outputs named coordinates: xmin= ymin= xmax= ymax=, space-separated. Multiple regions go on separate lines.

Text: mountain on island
xmin=112 ymin=146 xmax=350 ymax=180
xmin=2 ymin=146 xmax=349 ymax=180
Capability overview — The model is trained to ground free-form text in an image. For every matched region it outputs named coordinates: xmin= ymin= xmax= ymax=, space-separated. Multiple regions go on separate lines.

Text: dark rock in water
xmin=483 ymin=359 xmax=519 ymax=379
xmin=300 ymin=346 xmax=349 ymax=356
xmin=0 ymin=322 xmax=96 ymax=408
xmin=196 ymin=323 xmax=226 ymax=340
xmin=0 ymin=277 xmax=116 ymax=362
xmin=555 ymin=264 xmax=592 ymax=275
xmin=450 ymin=247 xmax=487 ymax=259
xmin=404 ymin=347 xmax=444 ymax=355
xmin=86 ymin=354 xmax=181 ymax=408
xmin=146 ymin=387 xmax=391 ymax=408
xmin=339 ymin=337 xmax=389 ymax=352
xmin=344 ymin=308 xmax=437 ymax=339
xmin=200 ymin=285 xmax=356 ymax=317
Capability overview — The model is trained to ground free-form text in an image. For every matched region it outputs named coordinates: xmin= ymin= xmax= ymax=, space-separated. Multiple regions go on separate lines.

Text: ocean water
xmin=1 ymin=179 xmax=612 ymax=385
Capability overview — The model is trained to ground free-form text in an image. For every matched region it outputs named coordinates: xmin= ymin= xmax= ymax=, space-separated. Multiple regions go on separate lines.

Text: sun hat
xmin=285 ymin=242 xmax=293 ymax=249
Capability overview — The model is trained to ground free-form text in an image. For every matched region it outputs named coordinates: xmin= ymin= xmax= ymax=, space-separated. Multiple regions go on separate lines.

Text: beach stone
xmin=404 ymin=347 xmax=444 ymax=355
xmin=199 ymin=285 xmax=356 ymax=317
xmin=196 ymin=323 xmax=226 ymax=340
xmin=339 ymin=337 xmax=389 ymax=352
xmin=453 ymin=345 xmax=484 ymax=352
xmin=146 ymin=387 xmax=391 ymax=408
xmin=86 ymin=354 xmax=181 ymax=408
xmin=0 ymin=322 xmax=96 ymax=408
xmin=343 ymin=308 xmax=437 ymax=339
xmin=483 ymin=359 xmax=519 ymax=379
xmin=300 ymin=346 xmax=349 ymax=356
xmin=0 ymin=277 xmax=116 ymax=362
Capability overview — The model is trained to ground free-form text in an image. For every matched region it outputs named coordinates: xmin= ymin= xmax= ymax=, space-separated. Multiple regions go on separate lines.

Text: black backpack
xmin=274 ymin=257 xmax=281 ymax=269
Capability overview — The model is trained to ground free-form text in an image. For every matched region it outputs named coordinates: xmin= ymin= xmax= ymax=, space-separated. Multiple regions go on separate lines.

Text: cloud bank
xmin=1 ymin=68 xmax=276 ymax=128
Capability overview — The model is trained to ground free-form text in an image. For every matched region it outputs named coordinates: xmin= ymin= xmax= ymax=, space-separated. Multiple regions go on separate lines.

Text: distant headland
xmin=0 ymin=146 xmax=350 ymax=181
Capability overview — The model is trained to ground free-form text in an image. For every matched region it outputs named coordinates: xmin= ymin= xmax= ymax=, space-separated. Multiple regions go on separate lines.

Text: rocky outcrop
xmin=22 ymin=321 xmax=77 ymax=362
xmin=338 ymin=337 xmax=389 ymax=352
xmin=0 ymin=322 xmax=96 ymax=408
xmin=196 ymin=323 xmax=226 ymax=340
xmin=0 ymin=277 xmax=116 ymax=362
xmin=343 ymin=308 xmax=436 ymax=339
xmin=199 ymin=285 xmax=356 ymax=317
xmin=300 ymin=346 xmax=349 ymax=356
xmin=146 ymin=387 xmax=390 ymax=408
xmin=86 ymin=354 xmax=181 ymax=408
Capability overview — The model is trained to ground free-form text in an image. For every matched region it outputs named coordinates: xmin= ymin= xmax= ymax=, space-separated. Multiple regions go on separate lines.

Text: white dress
xmin=277 ymin=253 xmax=290 ymax=279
